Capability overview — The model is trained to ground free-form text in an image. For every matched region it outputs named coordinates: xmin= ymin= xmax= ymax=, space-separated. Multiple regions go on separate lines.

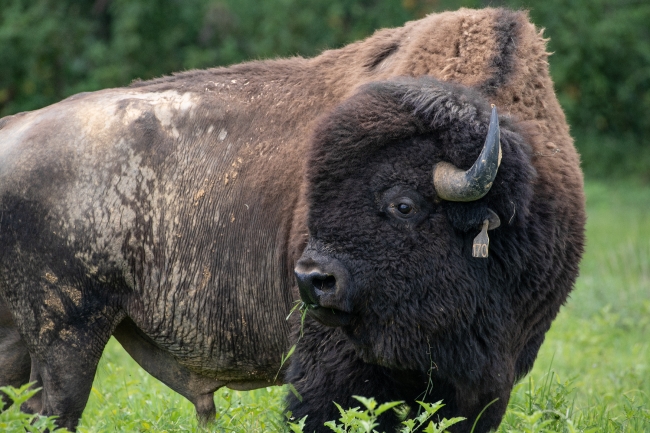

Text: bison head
xmin=295 ymin=77 xmax=536 ymax=378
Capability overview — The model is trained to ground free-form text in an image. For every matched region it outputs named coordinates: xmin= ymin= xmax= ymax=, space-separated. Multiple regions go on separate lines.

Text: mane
xmin=399 ymin=77 xmax=491 ymax=130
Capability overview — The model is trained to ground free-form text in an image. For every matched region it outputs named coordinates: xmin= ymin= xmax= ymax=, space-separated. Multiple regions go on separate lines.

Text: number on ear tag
xmin=472 ymin=219 xmax=490 ymax=258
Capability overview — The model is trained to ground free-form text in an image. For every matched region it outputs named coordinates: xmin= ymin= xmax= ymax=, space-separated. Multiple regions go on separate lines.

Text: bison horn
xmin=433 ymin=105 xmax=502 ymax=202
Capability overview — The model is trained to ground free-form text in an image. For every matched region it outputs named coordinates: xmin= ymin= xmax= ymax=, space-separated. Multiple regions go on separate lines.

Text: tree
xmin=1 ymin=0 xmax=647 ymax=178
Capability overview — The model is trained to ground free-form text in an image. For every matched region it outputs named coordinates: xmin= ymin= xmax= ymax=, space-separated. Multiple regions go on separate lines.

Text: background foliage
xmin=0 ymin=0 xmax=648 ymax=178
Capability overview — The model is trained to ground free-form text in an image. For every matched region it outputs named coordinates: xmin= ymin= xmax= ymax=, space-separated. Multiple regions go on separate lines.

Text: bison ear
xmin=443 ymin=113 xmax=536 ymax=259
xmin=470 ymin=208 xmax=500 ymax=258
xmin=445 ymin=205 xmax=502 ymax=258
xmin=445 ymin=204 xmax=500 ymax=233
xmin=432 ymin=105 xmax=501 ymax=202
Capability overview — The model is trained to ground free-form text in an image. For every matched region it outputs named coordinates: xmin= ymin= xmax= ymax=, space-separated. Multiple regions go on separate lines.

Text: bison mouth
xmin=306 ymin=304 xmax=353 ymax=327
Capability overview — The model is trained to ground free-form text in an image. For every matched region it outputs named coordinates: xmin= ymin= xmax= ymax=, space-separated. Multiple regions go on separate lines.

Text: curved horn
xmin=432 ymin=105 xmax=502 ymax=202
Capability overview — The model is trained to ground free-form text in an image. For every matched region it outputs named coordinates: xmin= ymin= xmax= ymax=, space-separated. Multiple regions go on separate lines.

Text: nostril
xmin=295 ymin=270 xmax=338 ymax=306
xmin=313 ymin=274 xmax=336 ymax=293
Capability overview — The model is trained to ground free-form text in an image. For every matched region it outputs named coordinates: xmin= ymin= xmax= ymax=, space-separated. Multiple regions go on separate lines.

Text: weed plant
xmin=0 ymin=384 xmax=69 ymax=432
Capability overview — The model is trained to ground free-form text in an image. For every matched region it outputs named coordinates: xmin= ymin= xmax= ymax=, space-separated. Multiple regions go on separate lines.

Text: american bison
xmin=0 ymin=8 xmax=584 ymax=432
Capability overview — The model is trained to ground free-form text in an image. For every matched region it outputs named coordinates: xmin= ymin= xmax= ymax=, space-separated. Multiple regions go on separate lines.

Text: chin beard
xmin=343 ymin=327 xmax=419 ymax=370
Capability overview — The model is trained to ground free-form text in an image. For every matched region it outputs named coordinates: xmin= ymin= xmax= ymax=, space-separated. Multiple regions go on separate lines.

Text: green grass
xmin=546 ymin=180 xmax=649 ymax=399
xmin=78 ymin=346 xmax=288 ymax=432
xmin=3 ymin=179 xmax=649 ymax=432
xmin=498 ymin=179 xmax=650 ymax=432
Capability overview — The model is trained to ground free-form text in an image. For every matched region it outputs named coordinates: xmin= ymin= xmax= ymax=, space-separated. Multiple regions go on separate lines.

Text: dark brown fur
xmin=287 ymin=74 xmax=581 ymax=432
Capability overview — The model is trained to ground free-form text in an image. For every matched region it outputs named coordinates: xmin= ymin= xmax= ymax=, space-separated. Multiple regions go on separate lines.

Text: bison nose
xmin=295 ymin=269 xmax=337 ymax=306
xmin=295 ymin=254 xmax=352 ymax=309
xmin=294 ymin=254 xmax=354 ymax=326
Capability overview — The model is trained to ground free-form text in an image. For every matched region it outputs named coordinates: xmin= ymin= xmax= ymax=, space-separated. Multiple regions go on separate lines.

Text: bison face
xmin=296 ymin=183 xmax=434 ymax=328
xmin=295 ymin=77 xmax=535 ymax=373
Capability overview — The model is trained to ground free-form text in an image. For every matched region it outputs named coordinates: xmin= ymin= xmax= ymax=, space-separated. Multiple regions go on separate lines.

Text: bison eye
xmin=380 ymin=187 xmax=429 ymax=226
xmin=397 ymin=203 xmax=413 ymax=214
xmin=387 ymin=197 xmax=417 ymax=220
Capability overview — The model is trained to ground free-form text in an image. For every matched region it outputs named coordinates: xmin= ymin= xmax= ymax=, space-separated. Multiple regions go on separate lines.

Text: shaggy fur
xmin=286 ymin=76 xmax=576 ymax=433
xmin=0 ymin=8 xmax=584 ymax=433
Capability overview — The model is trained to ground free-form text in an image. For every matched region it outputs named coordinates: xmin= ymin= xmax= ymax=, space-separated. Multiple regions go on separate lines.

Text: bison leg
xmin=450 ymin=383 xmax=512 ymax=433
xmin=286 ymin=324 xmax=418 ymax=433
xmin=21 ymin=307 xmax=120 ymax=431
xmin=0 ymin=298 xmax=32 ymax=408
xmin=410 ymin=372 xmax=513 ymax=433
xmin=112 ymin=318 xmax=222 ymax=424
xmin=19 ymin=357 xmax=44 ymax=414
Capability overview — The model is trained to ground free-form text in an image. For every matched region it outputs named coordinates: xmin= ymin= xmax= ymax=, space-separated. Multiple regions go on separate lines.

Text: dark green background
xmin=1 ymin=0 xmax=648 ymax=179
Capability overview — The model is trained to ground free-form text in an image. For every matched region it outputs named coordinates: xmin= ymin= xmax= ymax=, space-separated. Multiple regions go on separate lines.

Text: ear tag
xmin=472 ymin=220 xmax=491 ymax=258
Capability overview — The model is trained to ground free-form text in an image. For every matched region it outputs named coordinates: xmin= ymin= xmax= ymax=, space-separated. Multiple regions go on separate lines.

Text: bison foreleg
xmin=285 ymin=323 xmax=415 ymax=433
xmin=451 ymin=383 xmax=512 ymax=433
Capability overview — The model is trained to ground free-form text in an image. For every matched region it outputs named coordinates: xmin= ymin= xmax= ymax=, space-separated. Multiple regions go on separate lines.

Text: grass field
xmin=3 ymin=180 xmax=649 ymax=432
xmin=498 ymin=180 xmax=650 ymax=432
